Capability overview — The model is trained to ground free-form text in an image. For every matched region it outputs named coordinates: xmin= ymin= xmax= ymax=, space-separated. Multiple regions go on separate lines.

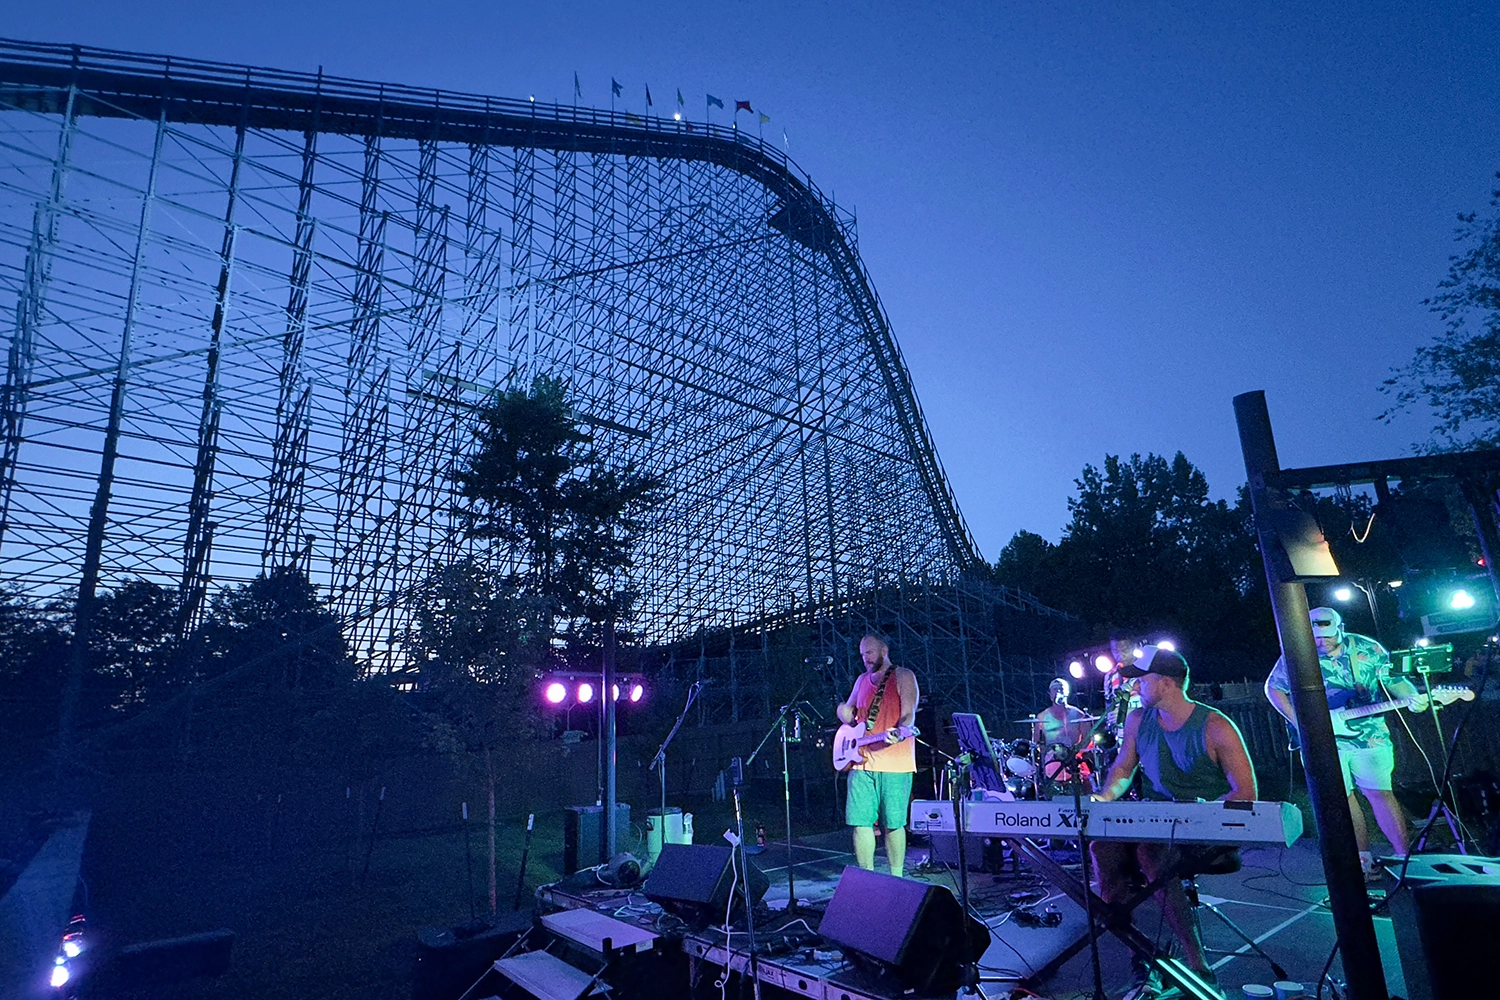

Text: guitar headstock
xmin=1432 ymin=684 xmax=1476 ymax=705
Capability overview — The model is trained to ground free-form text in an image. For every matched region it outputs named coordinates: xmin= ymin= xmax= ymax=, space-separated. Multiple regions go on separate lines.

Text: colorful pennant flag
xmin=706 ymin=94 xmax=724 ymax=109
xmin=735 ymin=100 xmax=752 ymax=113
xmin=574 ymin=72 xmax=581 ymax=100
xmin=676 ymin=88 xmax=685 ymax=109
xmin=758 ymin=112 xmax=770 ymax=124
xmin=626 ymin=112 xmax=644 ymax=125
xmin=611 ymin=78 xmax=622 ymax=97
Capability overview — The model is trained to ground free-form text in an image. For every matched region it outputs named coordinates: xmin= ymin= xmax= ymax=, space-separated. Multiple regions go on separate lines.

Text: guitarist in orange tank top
xmin=836 ymin=634 xmax=920 ymax=877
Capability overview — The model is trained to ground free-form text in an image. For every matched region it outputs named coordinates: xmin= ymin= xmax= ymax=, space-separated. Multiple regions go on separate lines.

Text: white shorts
xmin=1337 ymin=742 xmax=1395 ymax=794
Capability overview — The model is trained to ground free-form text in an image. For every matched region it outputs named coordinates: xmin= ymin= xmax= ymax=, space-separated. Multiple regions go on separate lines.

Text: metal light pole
xmin=604 ymin=618 xmax=619 ymax=860
xmin=1234 ymin=391 xmax=1388 ymax=1000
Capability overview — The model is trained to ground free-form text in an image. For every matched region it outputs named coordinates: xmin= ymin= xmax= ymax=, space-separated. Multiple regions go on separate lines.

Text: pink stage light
xmin=544 ymin=681 xmax=567 ymax=705
xmin=629 ymin=683 xmax=644 ymax=703
xmin=577 ymin=682 xmax=595 ymax=703
xmin=1094 ymin=654 xmax=1114 ymax=673
xmin=1068 ymin=661 xmax=1085 ymax=680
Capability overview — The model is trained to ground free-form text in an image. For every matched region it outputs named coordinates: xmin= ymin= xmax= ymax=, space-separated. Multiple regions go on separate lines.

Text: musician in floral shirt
xmin=1264 ymin=606 xmax=1427 ymax=872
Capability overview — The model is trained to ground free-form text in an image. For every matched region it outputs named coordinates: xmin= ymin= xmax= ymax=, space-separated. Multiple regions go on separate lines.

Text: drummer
xmin=1033 ymin=678 xmax=1093 ymax=750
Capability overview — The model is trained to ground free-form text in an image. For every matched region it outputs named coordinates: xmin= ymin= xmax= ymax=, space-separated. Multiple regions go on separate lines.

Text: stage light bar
xmin=539 ymin=674 xmax=646 ymax=706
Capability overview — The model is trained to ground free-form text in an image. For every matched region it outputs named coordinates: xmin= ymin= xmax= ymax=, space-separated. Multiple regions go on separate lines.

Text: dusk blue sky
xmin=10 ymin=2 xmax=1500 ymax=559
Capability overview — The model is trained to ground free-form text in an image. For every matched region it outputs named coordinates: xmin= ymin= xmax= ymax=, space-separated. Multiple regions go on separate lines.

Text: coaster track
xmin=0 ymin=38 xmax=997 ymax=673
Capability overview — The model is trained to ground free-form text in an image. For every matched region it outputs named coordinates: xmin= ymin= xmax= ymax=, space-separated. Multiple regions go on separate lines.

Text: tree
xmin=1383 ymin=172 xmax=1500 ymax=448
xmin=452 ymin=375 xmax=662 ymax=624
xmin=86 ymin=578 xmax=180 ymax=714
xmin=995 ymin=452 xmax=1274 ymax=680
xmin=0 ymin=589 xmax=70 ymax=742
xmin=195 ymin=566 xmax=354 ymax=691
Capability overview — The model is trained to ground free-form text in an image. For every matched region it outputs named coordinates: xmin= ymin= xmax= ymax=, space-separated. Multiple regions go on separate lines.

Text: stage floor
xmin=744 ymin=831 xmax=1405 ymax=999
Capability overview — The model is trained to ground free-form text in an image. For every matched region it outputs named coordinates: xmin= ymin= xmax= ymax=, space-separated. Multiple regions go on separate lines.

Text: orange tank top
xmin=850 ymin=669 xmax=916 ymax=773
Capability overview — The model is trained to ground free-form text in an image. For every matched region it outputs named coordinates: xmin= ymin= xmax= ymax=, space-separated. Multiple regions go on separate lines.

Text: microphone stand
xmin=649 ymin=680 xmax=705 ymax=853
xmin=1064 ymin=738 xmax=1108 ymax=1000
xmin=728 ymin=756 xmax=761 ymax=1000
xmin=948 ymin=755 xmax=1010 ymax=996
xmin=743 ymin=675 xmax=816 ymax=912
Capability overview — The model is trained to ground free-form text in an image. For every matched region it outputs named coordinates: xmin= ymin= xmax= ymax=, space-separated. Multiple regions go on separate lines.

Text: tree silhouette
xmin=1384 ymin=170 xmax=1500 ymax=449
xmin=452 ymin=375 xmax=662 ymax=624
xmin=995 ymin=452 xmax=1273 ymax=679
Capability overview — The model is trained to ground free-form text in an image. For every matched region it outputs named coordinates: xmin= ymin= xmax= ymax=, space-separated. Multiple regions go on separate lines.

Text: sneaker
xmin=1121 ymin=966 xmax=1163 ymax=1000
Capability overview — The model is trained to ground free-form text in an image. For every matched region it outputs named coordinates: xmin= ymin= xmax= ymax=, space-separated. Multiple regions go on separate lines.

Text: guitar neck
xmin=1336 ymin=697 xmax=1413 ymax=722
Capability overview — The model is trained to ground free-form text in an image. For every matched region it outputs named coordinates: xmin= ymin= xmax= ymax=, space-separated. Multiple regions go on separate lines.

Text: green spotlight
xmin=1450 ymin=589 xmax=1477 ymax=610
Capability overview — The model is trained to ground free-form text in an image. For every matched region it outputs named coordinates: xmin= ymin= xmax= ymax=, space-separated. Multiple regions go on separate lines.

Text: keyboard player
xmin=1091 ymin=646 xmax=1257 ymax=997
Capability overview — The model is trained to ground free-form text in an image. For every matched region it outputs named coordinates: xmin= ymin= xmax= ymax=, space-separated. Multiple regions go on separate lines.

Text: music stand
xmin=952 ymin=713 xmax=1006 ymax=796
xmin=1391 ymin=643 xmax=1468 ymax=852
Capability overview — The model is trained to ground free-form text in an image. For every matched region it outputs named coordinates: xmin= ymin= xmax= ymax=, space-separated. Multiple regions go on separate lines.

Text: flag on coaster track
xmin=573 ymin=72 xmax=581 ymax=99
xmin=706 ymin=94 xmax=724 ymax=109
xmin=646 ymin=85 xmax=653 ymax=106
xmin=735 ymin=100 xmax=752 ymax=113
xmin=758 ymin=112 xmax=770 ymax=124
xmin=611 ymin=78 xmax=622 ymax=97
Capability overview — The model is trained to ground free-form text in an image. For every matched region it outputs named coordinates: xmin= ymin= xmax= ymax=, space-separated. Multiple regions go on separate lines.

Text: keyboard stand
xmin=1001 ymin=836 xmax=1224 ymax=1000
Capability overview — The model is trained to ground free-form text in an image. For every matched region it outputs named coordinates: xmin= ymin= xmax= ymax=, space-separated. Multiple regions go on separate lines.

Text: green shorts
xmin=845 ymin=769 xmax=914 ymax=830
xmin=1337 ymin=741 xmax=1395 ymax=794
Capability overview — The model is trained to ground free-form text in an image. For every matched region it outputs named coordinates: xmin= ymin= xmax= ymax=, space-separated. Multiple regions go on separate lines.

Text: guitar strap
xmin=861 ymin=670 xmax=894 ymax=733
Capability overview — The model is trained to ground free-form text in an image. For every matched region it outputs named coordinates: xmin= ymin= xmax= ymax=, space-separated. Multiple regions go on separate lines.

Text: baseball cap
xmin=1118 ymin=645 xmax=1190 ymax=680
xmin=1309 ymin=607 xmax=1343 ymax=638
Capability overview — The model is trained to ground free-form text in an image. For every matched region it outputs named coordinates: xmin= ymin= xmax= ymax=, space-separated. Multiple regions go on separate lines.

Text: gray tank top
xmin=1136 ymin=703 xmax=1231 ymax=802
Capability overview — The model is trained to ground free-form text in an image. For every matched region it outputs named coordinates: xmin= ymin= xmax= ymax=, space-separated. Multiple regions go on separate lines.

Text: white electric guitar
xmin=832 ymin=724 xmax=919 ymax=772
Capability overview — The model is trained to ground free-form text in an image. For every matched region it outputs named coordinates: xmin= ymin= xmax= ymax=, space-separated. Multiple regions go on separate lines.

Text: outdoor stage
xmin=513 ymin=830 xmax=1410 ymax=1000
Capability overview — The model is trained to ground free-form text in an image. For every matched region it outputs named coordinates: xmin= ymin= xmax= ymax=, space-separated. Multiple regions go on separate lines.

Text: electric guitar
xmin=832 ymin=724 xmax=919 ymax=772
xmin=1291 ymin=685 xmax=1473 ymax=742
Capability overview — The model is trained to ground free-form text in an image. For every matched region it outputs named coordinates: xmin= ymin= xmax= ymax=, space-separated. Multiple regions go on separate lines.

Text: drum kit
xmin=990 ymin=713 xmax=1108 ymax=799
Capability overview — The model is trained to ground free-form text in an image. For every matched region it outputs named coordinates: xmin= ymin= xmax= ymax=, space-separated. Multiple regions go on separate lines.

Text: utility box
xmin=563 ymin=804 xmax=631 ymax=873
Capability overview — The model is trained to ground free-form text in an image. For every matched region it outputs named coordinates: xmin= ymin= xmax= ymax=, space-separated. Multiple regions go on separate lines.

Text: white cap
xmin=1309 ymin=606 xmax=1343 ymax=639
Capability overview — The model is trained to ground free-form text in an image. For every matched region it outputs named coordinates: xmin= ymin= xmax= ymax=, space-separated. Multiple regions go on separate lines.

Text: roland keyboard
xmin=910 ymin=798 xmax=1303 ymax=847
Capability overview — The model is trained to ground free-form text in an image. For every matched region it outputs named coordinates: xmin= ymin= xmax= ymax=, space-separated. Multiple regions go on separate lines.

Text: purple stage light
xmin=577 ymin=682 xmax=595 ymax=703
xmin=629 ymin=683 xmax=644 ymax=703
xmin=544 ymin=681 xmax=568 ymax=705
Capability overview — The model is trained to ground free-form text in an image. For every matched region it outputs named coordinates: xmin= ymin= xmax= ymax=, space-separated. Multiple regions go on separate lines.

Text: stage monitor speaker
xmin=1382 ymin=855 xmax=1500 ymax=1000
xmin=563 ymin=803 xmax=630 ymax=873
xmin=412 ymin=911 xmax=534 ymax=1000
xmin=642 ymin=844 xmax=767 ymax=925
xmin=819 ymin=866 xmax=989 ymax=995
xmin=1413 ymin=879 xmax=1500 ymax=1000
xmin=100 ymin=929 xmax=235 ymax=989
